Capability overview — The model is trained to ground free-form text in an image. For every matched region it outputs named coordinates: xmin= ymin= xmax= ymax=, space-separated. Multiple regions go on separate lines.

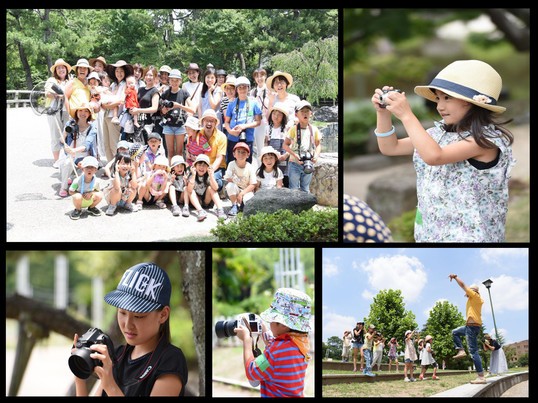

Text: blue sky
xmin=322 ymin=248 xmax=528 ymax=345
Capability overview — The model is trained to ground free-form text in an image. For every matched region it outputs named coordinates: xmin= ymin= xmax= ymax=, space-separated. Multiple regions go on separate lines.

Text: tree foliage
xmin=6 ymin=8 xmax=338 ymax=104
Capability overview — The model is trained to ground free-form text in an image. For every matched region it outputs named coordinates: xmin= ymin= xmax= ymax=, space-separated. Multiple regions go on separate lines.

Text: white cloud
xmin=423 ymin=298 xmax=449 ymax=318
xmin=479 ymin=248 xmax=528 ymax=265
xmin=356 ymin=255 xmax=427 ymax=303
xmin=323 ymin=257 xmax=339 ymax=278
xmin=322 ymin=306 xmax=356 ymax=341
xmin=481 ymin=275 xmax=528 ymax=314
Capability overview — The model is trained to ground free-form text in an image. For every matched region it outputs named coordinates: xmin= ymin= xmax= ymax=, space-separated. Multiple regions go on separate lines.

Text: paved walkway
xmin=6 ymin=108 xmax=237 ymax=242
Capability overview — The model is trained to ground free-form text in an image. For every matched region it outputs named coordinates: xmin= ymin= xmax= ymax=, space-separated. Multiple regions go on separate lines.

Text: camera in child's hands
xmin=68 ymin=327 xmax=115 ymax=379
xmin=379 ymin=89 xmax=402 ymax=108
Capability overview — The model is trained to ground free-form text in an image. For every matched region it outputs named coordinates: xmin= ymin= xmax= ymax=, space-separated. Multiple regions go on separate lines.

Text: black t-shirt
xmin=161 ymin=88 xmax=190 ymax=127
xmin=104 ymin=341 xmax=188 ymax=396
xmin=137 ymin=86 xmax=160 ymax=124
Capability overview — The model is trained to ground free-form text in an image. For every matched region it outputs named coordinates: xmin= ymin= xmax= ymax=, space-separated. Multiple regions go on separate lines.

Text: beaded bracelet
xmin=374 ymin=125 xmax=395 ymax=137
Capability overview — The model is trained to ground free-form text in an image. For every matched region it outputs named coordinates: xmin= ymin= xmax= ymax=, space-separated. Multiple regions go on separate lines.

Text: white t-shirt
xmin=224 ymin=160 xmax=257 ymax=190
xmin=256 ymin=168 xmax=284 ymax=189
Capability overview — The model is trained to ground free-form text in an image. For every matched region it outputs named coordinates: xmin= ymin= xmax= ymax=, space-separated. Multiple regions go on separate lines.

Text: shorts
xmin=352 ymin=342 xmax=364 ymax=350
xmin=81 ymin=195 xmax=95 ymax=208
xmin=163 ymin=125 xmax=186 ymax=136
xmin=405 ymin=358 xmax=415 ymax=364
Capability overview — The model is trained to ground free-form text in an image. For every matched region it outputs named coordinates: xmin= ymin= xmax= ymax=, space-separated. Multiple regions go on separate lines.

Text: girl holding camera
xmin=372 ymin=59 xmax=515 ymax=242
xmin=71 ymin=262 xmax=188 ymax=396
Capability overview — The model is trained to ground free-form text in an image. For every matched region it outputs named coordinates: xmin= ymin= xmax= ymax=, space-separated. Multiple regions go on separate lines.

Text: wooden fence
xmin=6 ymin=90 xmax=32 ymax=108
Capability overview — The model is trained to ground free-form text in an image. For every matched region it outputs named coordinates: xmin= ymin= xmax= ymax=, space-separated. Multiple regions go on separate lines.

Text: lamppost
xmin=482 ymin=279 xmax=499 ymax=340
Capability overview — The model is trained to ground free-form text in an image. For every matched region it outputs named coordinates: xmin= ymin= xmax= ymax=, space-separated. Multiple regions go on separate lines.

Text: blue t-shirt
xmin=225 ymin=97 xmax=262 ymax=143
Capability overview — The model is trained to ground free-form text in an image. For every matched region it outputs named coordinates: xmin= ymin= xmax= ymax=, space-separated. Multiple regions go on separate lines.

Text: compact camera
xmin=379 ymin=89 xmax=402 ymax=108
xmin=68 ymin=328 xmax=115 ymax=379
xmin=300 ymin=151 xmax=315 ymax=174
xmin=215 ymin=313 xmax=262 ymax=338
xmin=238 ymin=131 xmax=247 ymax=142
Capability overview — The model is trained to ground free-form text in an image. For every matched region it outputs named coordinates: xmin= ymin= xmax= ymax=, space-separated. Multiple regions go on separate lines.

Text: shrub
xmin=210 ymin=208 xmax=338 ymax=242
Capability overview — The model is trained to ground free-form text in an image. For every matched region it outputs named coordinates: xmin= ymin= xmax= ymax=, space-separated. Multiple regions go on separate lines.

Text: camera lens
xmin=215 ymin=319 xmax=238 ymax=338
xmin=68 ymin=348 xmax=96 ymax=379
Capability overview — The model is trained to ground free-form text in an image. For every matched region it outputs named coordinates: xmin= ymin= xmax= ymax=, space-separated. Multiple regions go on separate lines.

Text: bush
xmin=210 ymin=208 xmax=338 ymax=242
xmin=387 ymin=209 xmax=416 ymax=242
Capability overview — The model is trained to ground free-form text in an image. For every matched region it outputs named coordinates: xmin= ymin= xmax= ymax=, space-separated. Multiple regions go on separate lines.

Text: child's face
xmin=195 ymin=161 xmax=209 ymax=175
xmin=89 ymin=78 xmax=99 ymax=87
xmin=83 ymin=166 xmax=97 ymax=178
xmin=117 ymin=158 xmax=131 ymax=173
xmin=434 ymin=89 xmax=472 ymax=125
xmin=147 ymin=139 xmax=161 ymax=152
xmin=102 ymin=77 xmax=111 ymax=87
xmin=153 ymin=164 xmax=167 ymax=172
xmin=262 ymin=153 xmax=277 ymax=168
xmin=254 ymin=72 xmax=267 ymax=86
xmin=270 ymin=321 xmax=290 ymax=337
xmin=126 ymin=77 xmax=136 ymax=89
xmin=233 ymin=147 xmax=249 ymax=162
xmin=296 ymin=107 xmax=312 ymax=124
xmin=117 ymin=307 xmax=169 ymax=344
xmin=225 ymin=85 xmax=236 ymax=97
xmin=271 ymin=110 xmax=284 ymax=124
xmin=186 ymin=127 xmax=198 ymax=137
xmin=172 ymin=164 xmax=185 ymax=175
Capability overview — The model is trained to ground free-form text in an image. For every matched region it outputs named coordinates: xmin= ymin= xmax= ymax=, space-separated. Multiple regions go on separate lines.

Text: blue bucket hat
xmin=104 ymin=262 xmax=171 ymax=313
xmin=260 ymin=288 xmax=312 ymax=332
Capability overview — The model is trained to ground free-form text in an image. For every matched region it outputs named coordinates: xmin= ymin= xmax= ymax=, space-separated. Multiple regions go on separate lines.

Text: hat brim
xmin=266 ymin=72 xmax=293 ymax=90
xmin=50 ymin=62 xmax=72 ymax=74
xmin=260 ymin=307 xmax=311 ymax=332
xmin=414 ymin=85 xmax=506 ymax=113
xmin=104 ymin=289 xmax=162 ymax=313
xmin=89 ymin=57 xmax=107 ymax=68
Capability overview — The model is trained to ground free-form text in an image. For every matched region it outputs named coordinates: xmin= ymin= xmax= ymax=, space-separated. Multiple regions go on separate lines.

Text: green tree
xmin=325 ymin=335 xmax=343 ymax=360
xmin=420 ymin=300 xmax=466 ymax=368
xmin=364 ymin=289 xmax=418 ymax=354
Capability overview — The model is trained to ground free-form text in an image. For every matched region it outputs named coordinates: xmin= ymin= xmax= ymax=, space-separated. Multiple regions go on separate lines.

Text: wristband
xmin=374 ymin=125 xmax=395 ymax=137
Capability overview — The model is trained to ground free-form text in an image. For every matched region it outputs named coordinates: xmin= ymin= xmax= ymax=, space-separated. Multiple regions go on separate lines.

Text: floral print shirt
xmin=413 ymin=122 xmax=515 ymax=242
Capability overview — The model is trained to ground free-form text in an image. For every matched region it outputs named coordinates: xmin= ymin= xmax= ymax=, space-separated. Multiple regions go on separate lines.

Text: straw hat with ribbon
xmin=73 ymin=58 xmax=94 ymax=73
xmin=414 ymin=60 xmax=505 ymax=114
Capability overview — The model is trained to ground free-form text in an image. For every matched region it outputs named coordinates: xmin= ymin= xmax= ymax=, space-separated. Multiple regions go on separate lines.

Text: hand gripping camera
xmin=379 ymin=89 xmax=402 ymax=108
xmin=300 ymin=151 xmax=315 ymax=174
xmin=68 ymin=328 xmax=115 ymax=379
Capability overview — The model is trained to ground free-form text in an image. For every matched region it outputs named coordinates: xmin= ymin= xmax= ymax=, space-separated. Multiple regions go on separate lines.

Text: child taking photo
xmin=71 ymin=262 xmax=188 ymax=396
xmin=235 ymin=287 xmax=312 ymax=398
xmin=372 ymin=59 xmax=515 ymax=242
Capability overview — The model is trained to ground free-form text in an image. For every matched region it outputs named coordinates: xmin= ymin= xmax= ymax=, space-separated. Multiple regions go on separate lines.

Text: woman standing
xmin=130 ymin=65 xmax=161 ymax=144
xmin=46 ymin=58 xmax=71 ymax=168
xmin=64 ymin=58 xmax=93 ymax=121
xmin=266 ymin=70 xmax=300 ymax=130
xmin=102 ymin=60 xmax=133 ymax=161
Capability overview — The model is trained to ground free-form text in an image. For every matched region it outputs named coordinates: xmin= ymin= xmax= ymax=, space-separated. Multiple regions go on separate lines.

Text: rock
xmin=366 ymin=172 xmax=417 ymax=224
xmin=243 ymin=188 xmax=317 ymax=217
xmin=310 ymin=153 xmax=338 ymax=207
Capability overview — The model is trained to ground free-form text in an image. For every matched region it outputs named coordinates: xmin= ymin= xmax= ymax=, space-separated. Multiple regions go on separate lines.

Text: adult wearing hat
xmin=183 ymin=63 xmax=203 ymax=115
xmin=158 ymin=65 xmax=172 ymax=93
xmin=266 ymin=70 xmax=300 ymax=129
xmin=58 ymin=102 xmax=98 ymax=197
xmin=198 ymin=109 xmax=227 ymax=192
xmin=89 ymin=56 xmax=107 ymax=73
xmin=215 ymin=69 xmax=227 ymax=88
xmin=223 ymin=76 xmax=262 ymax=164
xmin=102 ymin=60 xmax=134 ymax=161
xmin=64 ymin=58 xmax=93 ymax=121
xmin=160 ymin=68 xmax=195 ymax=162
xmin=448 ymin=274 xmax=486 ymax=384
xmin=250 ymin=68 xmax=270 ymax=161
xmin=46 ymin=58 xmax=72 ymax=167
xmin=373 ymin=60 xmax=514 ymax=243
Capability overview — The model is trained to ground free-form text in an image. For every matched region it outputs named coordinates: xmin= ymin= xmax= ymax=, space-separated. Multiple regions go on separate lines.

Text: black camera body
xmin=68 ymin=328 xmax=115 ymax=379
xmin=162 ymin=108 xmax=185 ymax=126
xmin=50 ymin=82 xmax=64 ymax=95
xmin=238 ymin=131 xmax=247 ymax=142
xmin=379 ymin=89 xmax=402 ymax=108
xmin=65 ymin=120 xmax=79 ymax=134
xmin=300 ymin=151 xmax=314 ymax=174
xmin=215 ymin=313 xmax=262 ymax=339
xmin=160 ymin=99 xmax=174 ymax=109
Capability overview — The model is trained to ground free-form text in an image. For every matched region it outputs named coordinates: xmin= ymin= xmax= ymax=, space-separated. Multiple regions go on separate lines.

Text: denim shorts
xmin=163 ymin=125 xmax=186 ymax=136
xmin=352 ymin=342 xmax=364 ymax=350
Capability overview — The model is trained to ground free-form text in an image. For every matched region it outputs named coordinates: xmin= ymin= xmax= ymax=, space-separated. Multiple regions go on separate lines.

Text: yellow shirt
xmin=206 ymin=128 xmax=227 ymax=169
xmin=465 ymin=287 xmax=484 ymax=325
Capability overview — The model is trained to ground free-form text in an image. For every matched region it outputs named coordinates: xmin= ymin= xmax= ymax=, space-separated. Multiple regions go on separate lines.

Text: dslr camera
xmin=159 ymin=99 xmax=174 ymax=109
xmin=162 ymin=108 xmax=185 ymax=126
xmin=64 ymin=120 xmax=79 ymax=134
xmin=215 ymin=313 xmax=262 ymax=338
xmin=300 ymin=151 xmax=314 ymax=174
xmin=379 ymin=88 xmax=402 ymax=108
xmin=68 ymin=328 xmax=115 ymax=379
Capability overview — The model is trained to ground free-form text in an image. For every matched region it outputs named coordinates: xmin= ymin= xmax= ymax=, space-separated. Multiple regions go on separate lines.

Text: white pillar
xmin=16 ymin=255 xmax=32 ymax=297
xmin=54 ymin=254 xmax=68 ymax=309
xmin=92 ymin=277 xmax=104 ymax=329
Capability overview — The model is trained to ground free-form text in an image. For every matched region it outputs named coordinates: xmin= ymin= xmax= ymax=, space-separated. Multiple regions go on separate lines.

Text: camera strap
xmin=296 ymin=123 xmax=314 ymax=154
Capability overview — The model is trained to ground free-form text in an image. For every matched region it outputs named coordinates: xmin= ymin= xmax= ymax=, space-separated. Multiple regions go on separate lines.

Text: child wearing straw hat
xmin=235 ymin=287 xmax=312 ymax=397
xmin=372 ymin=59 xmax=516 ymax=242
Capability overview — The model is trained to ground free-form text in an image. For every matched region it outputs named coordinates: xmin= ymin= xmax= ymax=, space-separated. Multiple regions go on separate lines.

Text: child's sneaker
xmin=123 ymin=202 xmax=136 ymax=212
xmin=404 ymin=377 xmax=410 ymax=382
xmin=197 ymin=209 xmax=208 ymax=221
xmin=111 ymin=117 xmax=120 ymax=125
xmin=182 ymin=205 xmax=190 ymax=217
xmin=228 ymin=203 xmax=239 ymax=216
xmin=135 ymin=200 xmax=144 ymax=211
xmin=70 ymin=209 xmax=82 ymax=220
xmin=216 ymin=208 xmax=227 ymax=220
xmin=156 ymin=200 xmax=166 ymax=209
xmin=409 ymin=377 xmax=417 ymax=382
xmin=172 ymin=205 xmax=181 ymax=216
xmin=106 ymin=204 xmax=117 ymax=216
xmin=87 ymin=206 xmax=102 ymax=216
